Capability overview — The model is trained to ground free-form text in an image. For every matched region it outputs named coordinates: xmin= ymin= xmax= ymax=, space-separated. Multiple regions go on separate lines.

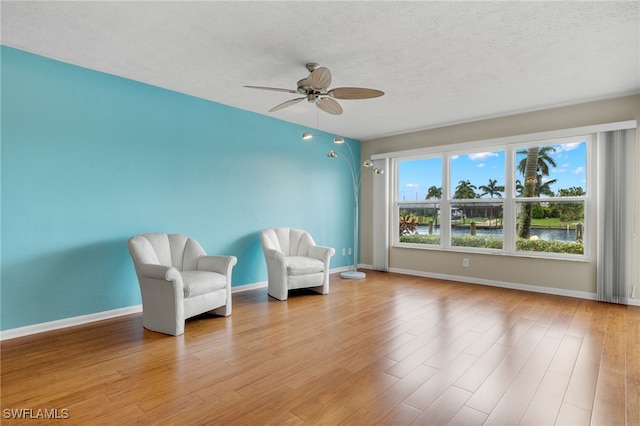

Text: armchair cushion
xmin=286 ymin=256 xmax=325 ymax=276
xmin=181 ymin=271 xmax=227 ymax=298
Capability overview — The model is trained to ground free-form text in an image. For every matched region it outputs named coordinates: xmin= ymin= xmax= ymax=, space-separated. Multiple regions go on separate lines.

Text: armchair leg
xmin=268 ymin=291 xmax=288 ymax=301
xmin=213 ymin=304 xmax=231 ymax=316
xmin=309 ymin=284 xmax=329 ymax=295
xmin=142 ymin=315 xmax=184 ymax=336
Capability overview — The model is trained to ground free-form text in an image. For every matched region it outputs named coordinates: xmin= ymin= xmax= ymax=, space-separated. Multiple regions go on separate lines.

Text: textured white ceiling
xmin=2 ymin=1 xmax=639 ymax=141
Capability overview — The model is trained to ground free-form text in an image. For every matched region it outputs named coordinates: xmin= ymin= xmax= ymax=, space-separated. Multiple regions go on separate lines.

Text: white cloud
xmin=468 ymin=152 xmax=498 ymax=161
xmin=477 ymin=163 xmax=485 ymax=168
xmin=406 ymin=183 xmax=420 ymax=188
xmin=572 ymin=166 xmax=585 ymax=175
xmin=451 ymin=155 xmax=459 ymax=160
xmin=554 ymin=142 xmax=582 ymax=153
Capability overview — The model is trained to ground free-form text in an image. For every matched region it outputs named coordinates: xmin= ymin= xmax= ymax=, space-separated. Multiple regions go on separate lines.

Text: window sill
xmin=392 ymin=242 xmax=591 ymax=263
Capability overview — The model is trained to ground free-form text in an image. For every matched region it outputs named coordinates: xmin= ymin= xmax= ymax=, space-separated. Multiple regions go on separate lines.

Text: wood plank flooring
xmin=2 ymin=271 xmax=639 ymax=425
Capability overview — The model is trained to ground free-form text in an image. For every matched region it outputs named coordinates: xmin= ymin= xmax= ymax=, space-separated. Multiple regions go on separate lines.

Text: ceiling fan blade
xmin=269 ymin=97 xmax=304 ymax=112
xmin=316 ymin=97 xmax=343 ymax=115
xmin=308 ymin=67 xmax=332 ymax=91
xmin=328 ymin=87 xmax=385 ymax=100
xmin=244 ymin=85 xmax=298 ymax=94
xmin=297 ymin=78 xmax=310 ymax=89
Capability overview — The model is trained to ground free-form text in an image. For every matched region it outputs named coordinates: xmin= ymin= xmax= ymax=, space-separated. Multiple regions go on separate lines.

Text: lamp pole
xmin=304 ymin=132 xmax=383 ymax=280
xmin=328 ymin=143 xmax=364 ymax=279
xmin=328 ymin=142 xmax=383 ymax=279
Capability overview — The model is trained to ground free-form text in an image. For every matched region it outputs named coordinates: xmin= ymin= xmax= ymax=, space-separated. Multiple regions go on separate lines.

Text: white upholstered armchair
xmin=260 ymin=227 xmax=335 ymax=301
xmin=127 ymin=233 xmax=237 ymax=336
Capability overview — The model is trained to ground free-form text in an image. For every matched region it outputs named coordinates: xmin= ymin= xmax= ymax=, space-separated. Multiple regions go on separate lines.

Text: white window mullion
xmin=585 ymin=134 xmax=596 ymax=260
xmin=391 ymin=159 xmax=400 ymax=244
xmin=441 ymin=154 xmax=451 ymax=248
xmin=503 ymin=146 xmax=516 ymax=253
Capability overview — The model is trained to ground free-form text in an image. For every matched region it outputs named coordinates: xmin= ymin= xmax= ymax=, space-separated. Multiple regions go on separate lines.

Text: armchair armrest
xmin=262 ymin=248 xmax=286 ymax=263
xmin=197 ymin=255 xmax=238 ymax=275
xmin=137 ymin=263 xmax=181 ymax=282
xmin=308 ymin=245 xmax=336 ymax=262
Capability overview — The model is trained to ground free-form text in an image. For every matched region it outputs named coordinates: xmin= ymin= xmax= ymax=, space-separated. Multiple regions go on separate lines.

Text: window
xmin=514 ymin=140 xmax=587 ymax=255
xmin=397 ymin=157 xmax=442 ymax=245
xmin=393 ymin=136 xmax=590 ymax=259
xmin=450 ymin=150 xmax=505 ymax=250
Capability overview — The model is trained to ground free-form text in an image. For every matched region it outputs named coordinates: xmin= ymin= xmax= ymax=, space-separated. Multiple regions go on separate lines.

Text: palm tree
xmin=478 ymin=179 xmax=504 ymax=198
xmin=516 ymin=146 xmax=558 ymax=238
xmin=517 ymin=146 xmax=557 ymax=196
xmin=425 ymin=186 xmax=442 ymax=200
xmin=454 ymin=180 xmax=477 ymax=223
xmin=515 ymin=179 xmax=524 ymax=197
xmin=518 ymin=147 xmax=540 ymax=238
xmin=425 ymin=186 xmax=442 ymax=224
xmin=537 ymin=179 xmax=558 ymax=197
xmin=517 ymin=146 xmax=557 ymax=177
xmin=478 ymin=179 xmax=504 ymax=227
xmin=453 ymin=180 xmax=477 ymax=199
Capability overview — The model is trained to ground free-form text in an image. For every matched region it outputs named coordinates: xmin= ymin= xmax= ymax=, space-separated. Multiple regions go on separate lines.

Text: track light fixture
xmin=302 ymin=132 xmax=345 ymax=145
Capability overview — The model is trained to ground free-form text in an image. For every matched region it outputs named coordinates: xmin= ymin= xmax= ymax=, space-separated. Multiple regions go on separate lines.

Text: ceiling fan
xmin=244 ymin=63 xmax=384 ymax=115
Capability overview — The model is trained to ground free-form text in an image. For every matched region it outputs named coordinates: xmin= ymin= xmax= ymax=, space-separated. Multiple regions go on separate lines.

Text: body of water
xmin=416 ymin=225 xmax=578 ymax=242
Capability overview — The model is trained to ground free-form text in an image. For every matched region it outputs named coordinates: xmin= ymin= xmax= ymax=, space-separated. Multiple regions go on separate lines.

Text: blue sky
xmin=398 ymin=141 xmax=587 ymax=201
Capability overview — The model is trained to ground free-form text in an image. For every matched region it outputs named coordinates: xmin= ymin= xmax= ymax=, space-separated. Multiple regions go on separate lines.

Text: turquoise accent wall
xmin=1 ymin=46 xmax=360 ymax=331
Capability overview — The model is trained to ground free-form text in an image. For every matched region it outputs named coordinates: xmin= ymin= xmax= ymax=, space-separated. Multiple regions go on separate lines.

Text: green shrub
xmin=399 ymin=234 xmax=440 ymax=244
xmin=451 ymin=235 xmax=503 ymax=249
xmin=516 ymin=238 xmax=584 ymax=254
xmin=532 ymin=204 xmax=545 ymax=219
xmin=399 ymin=234 xmax=584 ymax=254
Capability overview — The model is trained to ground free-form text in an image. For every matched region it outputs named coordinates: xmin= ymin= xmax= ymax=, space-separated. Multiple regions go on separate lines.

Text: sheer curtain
xmin=596 ymin=129 xmax=632 ymax=304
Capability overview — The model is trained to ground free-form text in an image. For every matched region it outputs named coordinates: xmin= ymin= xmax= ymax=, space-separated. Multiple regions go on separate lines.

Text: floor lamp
xmin=302 ymin=132 xmax=383 ymax=279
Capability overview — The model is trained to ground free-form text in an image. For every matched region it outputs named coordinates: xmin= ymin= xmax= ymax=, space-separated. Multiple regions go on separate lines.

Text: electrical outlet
xmin=342 ymin=248 xmax=346 ymax=256
xmin=463 ymin=258 xmax=469 ymax=267
xmin=348 ymin=248 xmax=352 ymax=255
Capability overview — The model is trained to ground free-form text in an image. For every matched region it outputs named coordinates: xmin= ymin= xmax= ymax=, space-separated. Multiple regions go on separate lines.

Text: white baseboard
xmin=332 ymin=265 xmax=357 ymax=274
xmin=0 ymin=305 xmax=142 ymax=341
xmin=387 ymin=267 xmax=598 ymax=301
xmin=357 ymin=263 xmax=374 ymax=271
xmin=231 ymin=281 xmax=267 ymax=293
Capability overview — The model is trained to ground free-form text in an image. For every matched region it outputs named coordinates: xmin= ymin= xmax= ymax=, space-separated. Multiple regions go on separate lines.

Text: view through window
xmin=395 ymin=137 xmax=589 ymax=258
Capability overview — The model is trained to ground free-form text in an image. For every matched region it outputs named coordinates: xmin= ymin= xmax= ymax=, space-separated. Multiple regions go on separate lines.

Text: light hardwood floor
xmin=2 ymin=271 xmax=639 ymax=425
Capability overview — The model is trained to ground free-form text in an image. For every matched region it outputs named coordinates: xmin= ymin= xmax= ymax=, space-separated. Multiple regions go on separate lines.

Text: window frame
xmin=392 ymin=135 xmax=593 ymax=261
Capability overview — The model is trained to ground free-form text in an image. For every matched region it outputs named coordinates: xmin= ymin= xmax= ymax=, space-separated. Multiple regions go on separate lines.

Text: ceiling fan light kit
xmin=245 ymin=63 xmax=384 ymax=116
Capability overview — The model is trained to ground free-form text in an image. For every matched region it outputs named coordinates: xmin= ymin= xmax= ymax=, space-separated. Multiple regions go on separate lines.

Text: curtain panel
xmin=596 ymin=129 xmax=632 ymax=304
